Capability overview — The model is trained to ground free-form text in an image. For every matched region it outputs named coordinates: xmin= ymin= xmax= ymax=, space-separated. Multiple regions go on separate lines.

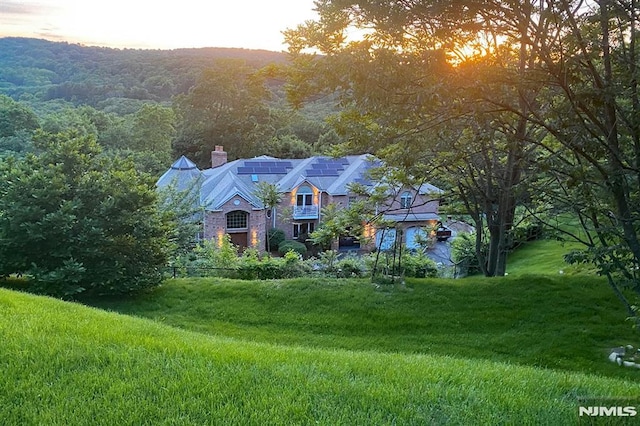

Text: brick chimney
xmin=211 ymin=146 xmax=227 ymax=168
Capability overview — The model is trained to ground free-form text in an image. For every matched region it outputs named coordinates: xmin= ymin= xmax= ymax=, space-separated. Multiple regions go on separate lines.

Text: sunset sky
xmin=0 ymin=0 xmax=318 ymax=51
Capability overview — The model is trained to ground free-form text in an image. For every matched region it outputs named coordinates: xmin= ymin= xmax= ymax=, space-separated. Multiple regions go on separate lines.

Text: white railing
xmin=293 ymin=205 xmax=319 ymax=218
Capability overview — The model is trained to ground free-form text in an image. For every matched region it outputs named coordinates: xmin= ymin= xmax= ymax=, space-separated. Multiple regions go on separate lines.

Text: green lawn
xmin=90 ymin=274 xmax=638 ymax=380
xmin=2 ymin=238 xmax=639 ymax=424
xmin=1 ymin=287 xmax=640 ymax=425
xmin=507 ymin=239 xmax=596 ymax=276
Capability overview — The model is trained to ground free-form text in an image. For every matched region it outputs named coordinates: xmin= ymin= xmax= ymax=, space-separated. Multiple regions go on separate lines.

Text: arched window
xmin=400 ymin=191 xmax=413 ymax=209
xmin=226 ymin=210 xmax=248 ymax=230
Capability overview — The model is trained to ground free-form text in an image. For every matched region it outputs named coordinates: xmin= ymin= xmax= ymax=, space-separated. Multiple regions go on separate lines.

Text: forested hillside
xmin=0 ymin=37 xmax=287 ymax=107
xmin=0 ymin=37 xmax=340 ymax=170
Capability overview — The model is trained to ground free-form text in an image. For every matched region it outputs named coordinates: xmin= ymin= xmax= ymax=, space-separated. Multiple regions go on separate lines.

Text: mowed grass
xmin=2 ymin=287 xmax=640 ymax=425
xmin=91 ymin=273 xmax=639 ymax=380
xmin=507 ymin=239 xmax=596 ymax=276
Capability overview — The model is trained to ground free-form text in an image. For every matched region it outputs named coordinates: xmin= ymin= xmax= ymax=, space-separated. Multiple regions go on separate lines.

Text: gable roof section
xmin=325 ymin=154 xmax=376 ymax=195
xmin=200 ymin=160 xmax=263 ymax=210
xmin=157 ymin=153 xmax=443 ymax=211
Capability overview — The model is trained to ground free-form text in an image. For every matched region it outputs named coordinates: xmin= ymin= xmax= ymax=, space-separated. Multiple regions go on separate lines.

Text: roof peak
xmin=171 ymin=155 xmax=199 ymax=171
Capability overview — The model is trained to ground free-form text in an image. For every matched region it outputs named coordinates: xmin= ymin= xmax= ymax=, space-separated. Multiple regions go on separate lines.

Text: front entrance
xmin=229 ymin=232 xmax=248 ymax=250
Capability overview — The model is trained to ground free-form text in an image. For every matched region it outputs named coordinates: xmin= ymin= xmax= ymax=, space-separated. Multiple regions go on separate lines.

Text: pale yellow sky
xmin=0 ymin=0 xmax=318 ymax=51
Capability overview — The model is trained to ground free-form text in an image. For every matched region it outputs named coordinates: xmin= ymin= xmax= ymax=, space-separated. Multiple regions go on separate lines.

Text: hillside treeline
xmin=0 ymin=37 xmax=340 ymax=170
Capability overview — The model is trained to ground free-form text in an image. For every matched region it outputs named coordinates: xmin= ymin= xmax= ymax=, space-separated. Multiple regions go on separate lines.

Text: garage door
xmin=375 ymin=228 xmax=396 ymax=251
xmin=405 ymin=226 xmax=427 ymax=250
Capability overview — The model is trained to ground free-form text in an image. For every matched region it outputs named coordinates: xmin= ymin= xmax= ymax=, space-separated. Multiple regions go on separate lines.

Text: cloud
xmin=0 ymin=1 xmax=52 ymax=15
xmin=0 ymin=1 xmax=65 ymax=40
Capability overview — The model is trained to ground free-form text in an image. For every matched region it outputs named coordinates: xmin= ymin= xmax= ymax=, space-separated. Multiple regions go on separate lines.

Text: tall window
xmin=400 ymin=191 xmax=413 ymax=209
xmin=296 ymin=185 xmax=313 ymax=206
xmin=293 ymin=222 xmax=315 ymax=239
xmin=226 ymin=210 xmax=248 ymax=229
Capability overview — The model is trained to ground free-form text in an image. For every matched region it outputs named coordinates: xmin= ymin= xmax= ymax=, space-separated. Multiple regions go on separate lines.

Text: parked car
xmin=436 ymin=226 xmax=452 ymax=242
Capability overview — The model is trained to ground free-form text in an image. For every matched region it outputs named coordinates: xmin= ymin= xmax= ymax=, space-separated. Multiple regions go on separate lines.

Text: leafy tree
xmin=310 ymin=200 xmax=374 ymax=250
xmin=40 ymin=106 xmax=102 ymax=138
xmin=157 ymin=176 xmax=204 ymax=260
xmin=130 ymin=103 xmax=175 ymax=159
xmin=0 ymin=130 xmax=169 ymax=297
xmin=0 ymin=96 xmax=39 ymax=157
xmin=173 ymin=60 xmax=273 ymax=166
xmin=252 ymin=181 xmax=283 ymax=252
xmin=264 ymin=134 xmax=314 ymax=158
xmin=284 ymin=1 xmax=542 ymax=276
xmin=0 ymin=95 xmax=39 ymax=138
xmin=286 ymin=0 xmax=640 ymax=314
xmin=522 ymin=0 xmax=640 ymax=315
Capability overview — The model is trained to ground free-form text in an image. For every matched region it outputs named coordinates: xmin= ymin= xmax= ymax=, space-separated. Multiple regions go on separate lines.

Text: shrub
xmin=317 ymin=250 xmax=340 ymax=274
xmin=0 ymin=131 xmax=169 ymax=298
xmin=278 ymin=240 xmax=307 ymax=256
xmin=281 ymin=250 xmax=311 ymax=278
xmin=451 ymin=232 xmax=483 ymax=275
xmin=402 ymin=252 xmax=438 ymax=278
xmin=508 ymin=221 xmax=544 ymax=249
xmin=335 ymin=255 xmax=365 ymax=278
xmin=267 ymin=228 xmax=285 ymax=252
xmin=189 ymin=236 xmax=239 ymax=278
xmin=235 ymin=249 xmax=310 ymax=280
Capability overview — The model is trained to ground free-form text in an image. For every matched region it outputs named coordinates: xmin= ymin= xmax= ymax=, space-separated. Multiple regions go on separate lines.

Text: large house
xmin=157 ymin=146 xmax=443 ymax=252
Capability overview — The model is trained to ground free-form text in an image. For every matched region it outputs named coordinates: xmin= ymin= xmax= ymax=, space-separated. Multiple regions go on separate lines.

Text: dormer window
xmin=400 ymin=191 xmax=413 ymax=209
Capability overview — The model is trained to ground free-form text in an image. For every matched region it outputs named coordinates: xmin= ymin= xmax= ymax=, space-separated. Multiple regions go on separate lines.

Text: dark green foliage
xmin=402 ymin=252 xmax=438 ymax=278
xmin=0 ymin=130 xmax=169 ymax=297
xmin=0 ymin=95 xmax=39 ymax=138
xmin=157 ymin=178 xmax=203 ymax=260
xmin=0 ymin=37 xmax=286 ymax=105
xmin=334 ymin=256 xmax=365 ymax=278
xmin=236 ymin=250 xmax=310 ymax=280
xmin=264 ymin=134 xmax=314 ymax=158
xmin=278 ymin=240 xmax=307 ymax=256
xmin=172 ymin=60 xmax=274 ymax=165
xmin=0 ymin=95 xmax=38 ymax=157
xmin=451 ymin=232 xmax=483 ymax=276
xmin=267 ymin=228 xmax=285 ymax=251
xmin=0 ymin=38 xmax=336 ymax=171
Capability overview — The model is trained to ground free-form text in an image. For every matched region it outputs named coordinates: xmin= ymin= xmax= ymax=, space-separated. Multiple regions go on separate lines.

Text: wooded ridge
xmin=0 ymin=37 xmax=288 ymax=107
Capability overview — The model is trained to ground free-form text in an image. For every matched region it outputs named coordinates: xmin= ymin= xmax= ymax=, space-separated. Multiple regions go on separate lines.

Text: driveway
xmin=426 ymin=220 xmax=474 ymax=267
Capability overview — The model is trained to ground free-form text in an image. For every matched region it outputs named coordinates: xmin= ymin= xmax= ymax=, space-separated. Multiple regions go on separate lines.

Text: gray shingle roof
xmin=157 ymin=153 xmax=442 ymax=212
xmin=156 ymin=155 xmax=202 ymax=191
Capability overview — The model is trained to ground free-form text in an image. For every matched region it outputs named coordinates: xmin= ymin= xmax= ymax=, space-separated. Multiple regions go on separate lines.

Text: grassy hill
xmin=3 ymin=238 xmax=639 ymax=423
xmin=90 ymin=274 xmax=638 ymax=379
xmin=1 ymin=287 xmax=639 ymax=425
xmin=507 ymin=239 xmax=596 ymax=276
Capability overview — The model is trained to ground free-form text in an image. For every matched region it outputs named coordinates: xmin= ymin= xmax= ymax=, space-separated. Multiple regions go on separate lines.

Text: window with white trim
xmin=296 ymin=185 xmax=313 ymax=206
xmin=293 ymin=222 xmax=315 ymax=239
xmin=400 ymin=191 xmax=413 ymax=209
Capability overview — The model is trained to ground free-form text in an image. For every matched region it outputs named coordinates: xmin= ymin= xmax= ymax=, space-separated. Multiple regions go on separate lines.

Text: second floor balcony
xmin=293 ymin=205 xmax=319 ymax=219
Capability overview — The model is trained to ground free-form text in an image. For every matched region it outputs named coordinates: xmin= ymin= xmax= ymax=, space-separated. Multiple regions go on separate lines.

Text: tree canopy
xmin=285 ymin=0 xmax=640 ymax=311
xmin=0 ymin=131 xmax=169 ymax=297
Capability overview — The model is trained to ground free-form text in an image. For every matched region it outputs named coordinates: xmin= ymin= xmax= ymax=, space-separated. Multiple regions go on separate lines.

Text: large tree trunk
xmin=599 ymin=0 xmax=640 ymax=279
